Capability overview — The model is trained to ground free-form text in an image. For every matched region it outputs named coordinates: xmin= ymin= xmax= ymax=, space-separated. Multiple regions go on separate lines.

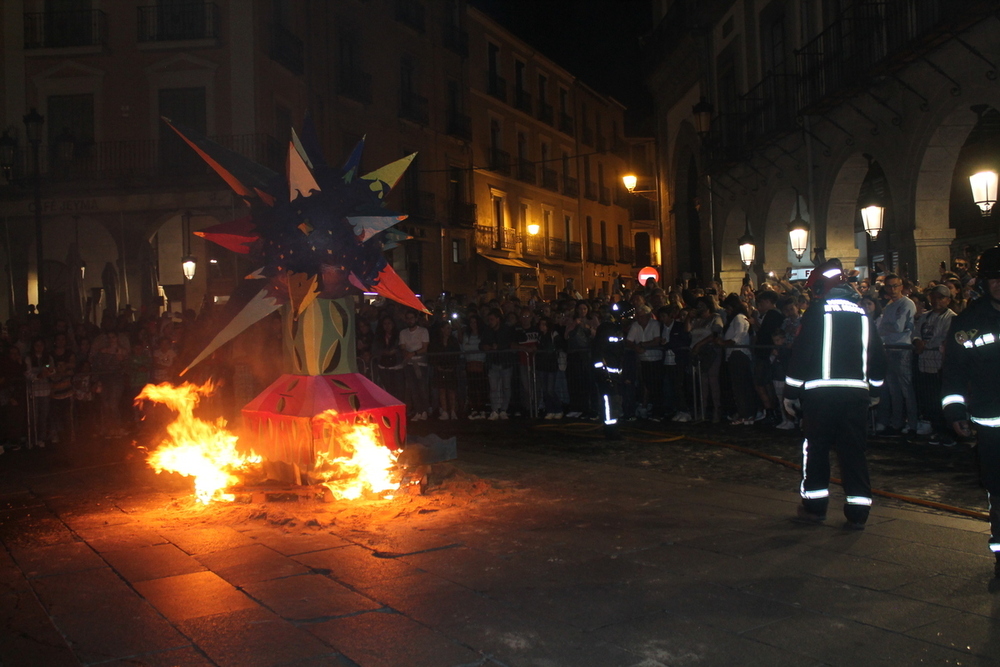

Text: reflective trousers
xmin=977 ymin=425 xmax=1000 ymax=558
xmin=800 ymin=389 xmax=872 ymax=523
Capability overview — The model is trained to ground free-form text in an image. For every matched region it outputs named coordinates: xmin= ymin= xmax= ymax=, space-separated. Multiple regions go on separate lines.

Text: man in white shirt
xmin=915 ymin=285 xmax=956 ymax=444
xmin=399 ymin=311 xmax=430 ymax=421
xmin=626 ymin=305 xmax=663 ymax=419
xmin=877 ymin=274 xmax=919 ymax=435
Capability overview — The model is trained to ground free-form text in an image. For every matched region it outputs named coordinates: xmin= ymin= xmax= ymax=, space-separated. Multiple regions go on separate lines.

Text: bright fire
xmin=313 ymin=411 xmax=399 ymax=500
xmin=137 ymin=383 xmax=401 ymax=504
xmin=137 ymin=381 xmax=261 ymax=504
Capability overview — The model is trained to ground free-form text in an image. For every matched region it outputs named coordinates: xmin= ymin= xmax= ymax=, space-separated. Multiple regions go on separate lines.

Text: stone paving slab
xmin=1 ymin=444 xmax=999 ymax=666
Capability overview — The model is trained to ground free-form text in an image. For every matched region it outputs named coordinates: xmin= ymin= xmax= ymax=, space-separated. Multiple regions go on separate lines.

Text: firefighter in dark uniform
xmin=941 ymin=246 xmax=1000 ymax=579
xmin=593 ymin=312 xmax=626 ymax=439
xmin=784 ymin=259 xmax=887 ymax=529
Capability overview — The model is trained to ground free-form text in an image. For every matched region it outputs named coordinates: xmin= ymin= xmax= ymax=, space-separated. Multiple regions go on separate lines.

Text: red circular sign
xmin=637 ymin=266 xmax=660 ymax=286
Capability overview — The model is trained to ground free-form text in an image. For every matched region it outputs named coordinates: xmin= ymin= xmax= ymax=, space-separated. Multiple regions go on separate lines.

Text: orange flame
xmin=137 ymin=381 xmax=261 ymax=504
xmin=313 ymin=411 xmax=399 ymax=500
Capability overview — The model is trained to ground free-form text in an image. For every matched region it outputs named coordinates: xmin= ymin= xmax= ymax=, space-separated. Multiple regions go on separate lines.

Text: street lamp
xmin=738 ymin=216 xmax=756 ymax=268
xmin=24 ymin=108 xmax=44 ymax=309
xmin=182 ymin=211 xmax=196 ymax=280
xmin=970 ymin=170 xmax=998 ymax=216
xmin=692 ymin=97 xmax=714 ymax=139
xmin=182 ymin=255 xmax=197 ymax=280
xmin=788 ymin=192 xmax=809 ymax=260
xmin=526 ymin=221 xmax=540 ymax=236
xmin=860 ymin=205 xmax=884 ymax=239
xmin=622 ymin=173 xmax=637 ymax=193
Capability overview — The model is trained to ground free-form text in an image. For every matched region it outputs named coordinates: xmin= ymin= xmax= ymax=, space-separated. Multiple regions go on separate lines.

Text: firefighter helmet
xmin=977 ymin=246 xmax=1000 ymax=281
xmin=806 ymin=259 xmax=846 ymax=296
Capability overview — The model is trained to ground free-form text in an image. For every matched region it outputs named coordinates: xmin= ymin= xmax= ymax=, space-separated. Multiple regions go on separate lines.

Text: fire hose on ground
xmin=532 ymin=423 xmax=989 ymax=522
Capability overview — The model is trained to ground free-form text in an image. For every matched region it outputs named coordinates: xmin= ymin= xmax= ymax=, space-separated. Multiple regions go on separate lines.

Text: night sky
xmin=471 ymin=0 xmax=654 ymax=131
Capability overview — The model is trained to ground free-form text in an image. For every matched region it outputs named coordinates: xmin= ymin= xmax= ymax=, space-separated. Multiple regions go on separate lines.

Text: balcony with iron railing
xmin=559 ymin=112 xmax=575 ymax=136
xmin=613 ymin=185 xmax=630 ymax=208
xmin=442 ymin=21 xmax=468 ymax=56
xmin=523 ymin=235 xmax=545 ymax=257
xmin=516 ymin=158 xmax=536 ymax=185
xmin=546 ymin=237 xmax=565 ymax=260
xmin=447 ymin=112 xmax=472 ymax=141
xmin=587 ymin=242 xmax=612 ymax=264
xmin=475 ymin=225 xmax=519 ymax=251
xmin=138 ymin=3 xmax=218 ymax=42
xmin=338 ymin=69 xmax=373 ymax=104
xmin=1 ymin=133 xmax=283 ymax=186
xmin=541 ymin=167 xmax=558 ymax=191
xmin=538 ymin=101 xmax=554 ymax=125
xmin=488 ymin=74 xmax=507 ymax=103
xmin=584 ymin=180 xmax=598 ymax=201
xmin=24 ymin=9 xmax=107 ymax=49
xmin=399 ymin=90 xmax=429 ymax=125
xmin=581 ymin=125 xmax=594 ymax=147
xmin=566 ymin=241 xmax=582 ymax=262
xmin=618 ymin=246 xmax=635 ymax=265
xmin=563 ymin=175 xmax=579 ymax=197
xmin=447 ymin=201 xmax=477 ymax=227
xmin=514 ymin=89 xmax=533 ymax=115
xmin=599 ymin=184 xmax=611 ymax=206
xmin=488 ymin=147 xmax=511 ymax=175
xmin=271 ymin=24 xmax=304 ymax=74
xmin=628 ymin=196 xmax=656 ymax=221
xmin=405 ymin=190 xmax=435 ymax=222
xmin=395 ymin=0 xmax=426 ymax=33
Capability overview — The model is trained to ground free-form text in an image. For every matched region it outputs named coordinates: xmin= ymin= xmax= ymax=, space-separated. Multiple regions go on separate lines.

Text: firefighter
xmin=941 ymin=246 xmax=1000 ymax=579
xmin=784 ymin=259 xmax=886 ymax=529
xmin=593 ymin=311 xmax=626 ymax=439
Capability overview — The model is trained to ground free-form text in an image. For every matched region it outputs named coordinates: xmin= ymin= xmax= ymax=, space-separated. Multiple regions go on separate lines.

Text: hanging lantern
xmin=788 ymin=220 xmax=809 ymax=260
xmin=526 ymin=222 xmax=540 ymax=236
xmin=622 ymin=173 xmax=638 ymax=193
xmin=860 ymin=205 xmax=884 ymax=239
xmin=738 ymin=215 xmax=756 ymax=267
xmin=788 ymin=194 xmax=810 ymax=260
xmin=182 ymin=255 xmax=197 ymax=280
xmin=970 ymin=170 xmax=998 ymax=216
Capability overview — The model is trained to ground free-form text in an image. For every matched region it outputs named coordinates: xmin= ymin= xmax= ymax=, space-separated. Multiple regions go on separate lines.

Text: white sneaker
xmin=439 ymin=412 xmax=449 ymax=420
xmin=499 ymin=411 xmax=509 ymax=420
xmin=450 ymin=411 xmax=458 ymax=420
xmin=673 ymin=412 xmax=692 ymax=423
xmin=916 ymin=420 xmax=933 ymax=436
xmin=487 ymin=411 xmax=500 ymax=420
xmin=776 ymin=420 xmax=796 ymax=430
xmin=544 ymin=413 xmax=555 ymax=420
xmin=566 ymin=411 xmax=582 ymax=419
xmin=468 ymin=411 xmax=481 ymax=420
xmin=552 ymin=412 xmax=563 ymax=419
xmin=412 ymin=412 xmax=426 ymax=422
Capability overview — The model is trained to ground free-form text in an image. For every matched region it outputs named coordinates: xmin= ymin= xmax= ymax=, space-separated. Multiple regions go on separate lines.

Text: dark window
xmin=47 ymin=93 xmax=94 ymax=157
xmin=586 ymin=216 xmax=593 ymax=245
xmin=488 ymin=42 xmax=500 ymax=77
xmin=158 ymin=87 xmax=207 ymax=172
xmin=449 ymin=166 xmax=465 ymax=203
xmin=537 ymin=74 xmax=547 ymax=104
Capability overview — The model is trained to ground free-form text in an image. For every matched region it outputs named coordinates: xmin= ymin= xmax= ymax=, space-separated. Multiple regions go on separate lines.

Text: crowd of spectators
xmin=0 ymin=256 xmax=979 ymax=454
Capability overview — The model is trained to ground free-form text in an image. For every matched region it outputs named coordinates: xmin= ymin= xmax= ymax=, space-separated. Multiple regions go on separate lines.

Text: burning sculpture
xmin=149 ymin=116 xmax=428 ymax=496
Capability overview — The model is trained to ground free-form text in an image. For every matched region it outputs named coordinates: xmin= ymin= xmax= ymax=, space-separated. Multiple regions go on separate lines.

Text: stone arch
xmin=823 ymin=153 xmax=869 ymax=269
xmin=912 ymin=105 xmax=979 ymax=284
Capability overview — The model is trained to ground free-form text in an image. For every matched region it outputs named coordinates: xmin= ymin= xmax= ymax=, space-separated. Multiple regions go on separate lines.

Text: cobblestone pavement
xmin=0 ymin=420 xmax=997 ymax=666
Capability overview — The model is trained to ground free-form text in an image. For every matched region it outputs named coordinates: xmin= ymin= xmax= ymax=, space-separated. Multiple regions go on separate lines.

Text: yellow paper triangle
xmin=360 ymin=153 xmax=417 ymax=199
